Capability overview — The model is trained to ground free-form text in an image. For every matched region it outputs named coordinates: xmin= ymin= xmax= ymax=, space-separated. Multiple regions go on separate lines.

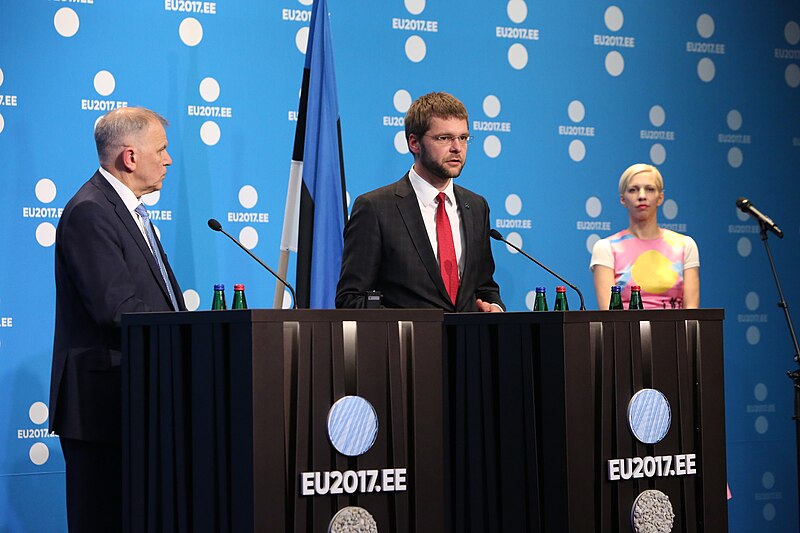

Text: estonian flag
xmin=277 ymin=0 xmax=347 ymax=309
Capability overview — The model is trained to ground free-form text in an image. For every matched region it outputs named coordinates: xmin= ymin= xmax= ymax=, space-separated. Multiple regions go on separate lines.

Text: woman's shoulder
xmin=604 ymin=228 xmax=632 ymax=243
xmin=592 ymin=229 xmax=630 ymax=256
xmin=661 ymin=228 xmax=697 ymax=247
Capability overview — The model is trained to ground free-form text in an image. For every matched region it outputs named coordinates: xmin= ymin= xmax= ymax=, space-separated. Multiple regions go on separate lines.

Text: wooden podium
xmin=122 ymin=309 xmax=727 ymax=532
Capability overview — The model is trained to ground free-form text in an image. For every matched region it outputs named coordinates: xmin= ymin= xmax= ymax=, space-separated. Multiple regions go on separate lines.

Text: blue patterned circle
xmin=628 ymin=389 xmax=671 ymax=444
xmin=327 ymin=396 xmax=379 ymax=456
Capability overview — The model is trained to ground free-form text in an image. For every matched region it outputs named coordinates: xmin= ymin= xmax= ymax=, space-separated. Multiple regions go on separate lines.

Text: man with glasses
xmin=336 ymin=92 xmax=504 ymax=312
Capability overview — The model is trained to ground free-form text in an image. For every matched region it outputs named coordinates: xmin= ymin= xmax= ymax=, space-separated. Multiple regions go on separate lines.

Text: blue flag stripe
xmin=294 ymin=0 xmax=347 ymax=309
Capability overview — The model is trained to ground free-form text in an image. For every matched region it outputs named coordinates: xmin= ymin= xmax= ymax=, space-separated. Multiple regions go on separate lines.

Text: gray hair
xmin=94 ymin=107 xmax=168 ymax=163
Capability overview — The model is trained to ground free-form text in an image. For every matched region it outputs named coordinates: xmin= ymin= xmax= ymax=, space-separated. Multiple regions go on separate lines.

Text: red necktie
xmin=436 ymin=192 xmax=459 ymax=305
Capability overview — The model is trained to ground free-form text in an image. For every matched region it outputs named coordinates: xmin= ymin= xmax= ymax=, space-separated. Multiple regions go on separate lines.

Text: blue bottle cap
xmin=611 ymin=285 xmax=622 ymax=293
xmin=214 ymin=284 xmax=225 ymax=291
xmin=535 ymin=286 xmax=546 ymax=293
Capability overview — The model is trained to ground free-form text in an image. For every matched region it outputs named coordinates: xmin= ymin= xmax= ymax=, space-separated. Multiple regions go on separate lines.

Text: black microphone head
xmin=489 ymin=229 xmax=503 ymax=241
xmin=736 ymin=197 xmax=749 ymax=210
xmin=208 ymin=218 xmax=222 ymax=231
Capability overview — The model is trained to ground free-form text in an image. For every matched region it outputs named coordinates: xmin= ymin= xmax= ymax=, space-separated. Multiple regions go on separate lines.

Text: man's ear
xmin=121 ymin=147 xmax=136 ymax=172
xmin=407 ymin=134 xmax=420 ymax=155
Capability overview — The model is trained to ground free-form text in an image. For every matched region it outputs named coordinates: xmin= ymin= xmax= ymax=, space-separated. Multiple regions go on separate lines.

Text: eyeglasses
xmin=424 ymin=134 xmax=474 ymax=145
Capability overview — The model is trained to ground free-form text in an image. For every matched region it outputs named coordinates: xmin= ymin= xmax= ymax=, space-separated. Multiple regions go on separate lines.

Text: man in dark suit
xmin=336 ymin=92 xmax=504 ymax=312
xmin=49 ymin=107 xmax=185 ymax=532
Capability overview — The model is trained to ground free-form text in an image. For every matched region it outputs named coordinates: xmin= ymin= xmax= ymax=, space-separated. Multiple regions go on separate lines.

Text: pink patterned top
xmin=590 ymin=229 xmax=699 ymax=309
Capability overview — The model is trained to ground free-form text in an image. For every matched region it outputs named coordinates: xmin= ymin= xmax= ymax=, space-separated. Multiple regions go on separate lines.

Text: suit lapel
xmin=90 ymin=173 xmax=176 ymax=306
xmin=454 ymin=186 xmax=473 ymax=310
xmin=394 ymin=175 xmax=452 ymax=306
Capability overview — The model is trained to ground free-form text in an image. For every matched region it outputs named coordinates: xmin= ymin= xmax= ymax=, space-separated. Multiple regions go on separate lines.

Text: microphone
xmin=736 ymin=198 xmax=783 ymax=238
xmin=207 ymin=218 xmax=298 ymax=309
xmin=490 ymin=229 xmax=586 ymax=310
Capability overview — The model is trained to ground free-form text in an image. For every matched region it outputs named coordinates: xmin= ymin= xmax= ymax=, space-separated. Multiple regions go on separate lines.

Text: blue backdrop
xmin=1 ymin=1 xmax=799 ymax=530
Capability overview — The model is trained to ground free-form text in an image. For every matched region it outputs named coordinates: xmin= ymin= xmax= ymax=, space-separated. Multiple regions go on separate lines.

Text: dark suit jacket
xmin=335 ymin=174 xmax=504 ymax=312
xmin=49 ymin=171 xmax=185 ymax=443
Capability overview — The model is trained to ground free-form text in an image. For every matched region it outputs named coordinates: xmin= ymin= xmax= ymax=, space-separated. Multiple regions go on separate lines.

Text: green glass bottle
xmin=211 ymin=284 xmax=227 ymax=310
xmin=609 ymin=285 xmax=623 ymax=310
xmin=554 ymin=286 xmax=569 ymax=311
xmin=629 ymin=285 xmax=644 ymax=310
xmin=533 ymin=286 xmax=548 ymax=311
xmin=232 ymin=284 xmax=248 ymax=310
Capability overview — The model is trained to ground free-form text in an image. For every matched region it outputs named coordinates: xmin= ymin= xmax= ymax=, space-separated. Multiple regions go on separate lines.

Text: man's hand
xmin=476 ymin=298 xmax=503 ymax=312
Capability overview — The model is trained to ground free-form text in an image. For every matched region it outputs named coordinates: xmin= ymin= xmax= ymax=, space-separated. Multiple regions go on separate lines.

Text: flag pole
xmin=273 ymin=250 xmax=289 ymax=309
xmin=274 ymin=159 xmax=303 ymax=308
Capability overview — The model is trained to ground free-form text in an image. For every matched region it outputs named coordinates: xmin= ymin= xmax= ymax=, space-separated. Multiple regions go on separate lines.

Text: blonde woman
xmin=590 ymin=163 xmax=699 ymax=309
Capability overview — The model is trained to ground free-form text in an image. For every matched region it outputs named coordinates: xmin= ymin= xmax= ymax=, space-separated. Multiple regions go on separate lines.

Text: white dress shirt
xmin=408 ymin=166 xmax=502 ymax=311
xmin=98 ymin=166 xmax=153 ymax=253
xmin=408 ymin=166 xmax=464 ymax=277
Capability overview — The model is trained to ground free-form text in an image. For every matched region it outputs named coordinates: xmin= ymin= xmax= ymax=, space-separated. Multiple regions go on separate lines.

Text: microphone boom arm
xmin=490 ymin=229 xmax=586 ymax=310
xmin=208 ymin=219 xmax=298 ymax=309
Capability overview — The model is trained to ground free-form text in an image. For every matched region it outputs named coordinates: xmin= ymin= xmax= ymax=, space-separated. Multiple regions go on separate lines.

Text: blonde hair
xmin=618 ymin=163 xmax=664 ymax=195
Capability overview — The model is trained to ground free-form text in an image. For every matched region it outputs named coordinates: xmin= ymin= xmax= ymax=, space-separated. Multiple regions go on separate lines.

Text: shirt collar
xmin=98 ymin=166 xmax=141 ymax=213
xmin=409 ymin=165 xmax=456 ymax=208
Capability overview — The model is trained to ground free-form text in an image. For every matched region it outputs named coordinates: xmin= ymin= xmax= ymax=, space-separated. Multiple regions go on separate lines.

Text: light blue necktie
xmin=135 ymin=204 xmax=179 ymax=311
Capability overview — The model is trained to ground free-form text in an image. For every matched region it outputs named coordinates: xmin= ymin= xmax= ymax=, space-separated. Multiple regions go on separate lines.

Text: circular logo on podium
xmin=327 ymin=395 xmax=379 ymax=456
xmin=627 ymin=388 xmax=671 ymax=444
xmin=631 ymin=489 xmax=675 ymax=532
xmin=328 ymin=506 xmax=378 ymax=533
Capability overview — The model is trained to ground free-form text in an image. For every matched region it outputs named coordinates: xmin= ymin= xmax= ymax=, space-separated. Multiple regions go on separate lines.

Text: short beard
xmin=419 ymin=147 xmax=465 ymax=182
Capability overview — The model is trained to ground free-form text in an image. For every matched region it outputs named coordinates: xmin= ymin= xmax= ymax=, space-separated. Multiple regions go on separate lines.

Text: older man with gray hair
xmin=49 ymin=106 xmax=185 ymax=532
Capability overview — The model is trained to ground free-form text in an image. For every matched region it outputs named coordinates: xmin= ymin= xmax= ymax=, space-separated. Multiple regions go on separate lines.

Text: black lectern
xmin=122 ymin=309 xmax=726 ymax=532
xmin=444 ymin=309 xmax=727 ymax=532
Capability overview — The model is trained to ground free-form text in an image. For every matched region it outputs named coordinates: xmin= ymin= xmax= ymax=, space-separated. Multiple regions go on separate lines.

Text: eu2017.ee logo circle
xmin=327 ymin=395 xmax=379 ymax=456
xmin=627 ymin=388 xmax=671 ymax=444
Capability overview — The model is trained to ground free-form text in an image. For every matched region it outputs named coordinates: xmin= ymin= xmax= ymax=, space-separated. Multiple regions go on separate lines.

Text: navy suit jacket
xmin=49 ymin=171 xmax=185 ymax=443
xmin=335 ymin=174 xmax=504 ymax=312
